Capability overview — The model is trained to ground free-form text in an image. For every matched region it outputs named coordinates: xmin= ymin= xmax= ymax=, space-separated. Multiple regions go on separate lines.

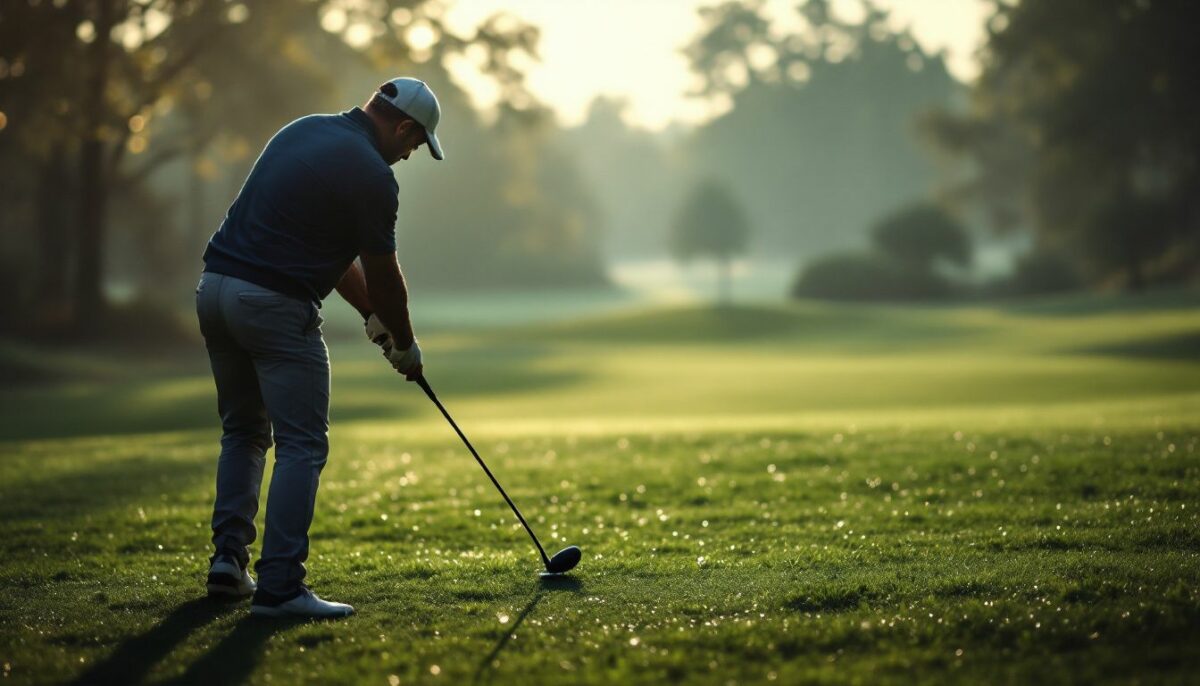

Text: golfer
xmin=194 ymin=78 xmax=443 ymax=618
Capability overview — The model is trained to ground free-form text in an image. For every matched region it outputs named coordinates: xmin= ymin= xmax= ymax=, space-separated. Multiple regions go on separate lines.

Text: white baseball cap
xmin=376 ymin=77 xmax=444 ymax=160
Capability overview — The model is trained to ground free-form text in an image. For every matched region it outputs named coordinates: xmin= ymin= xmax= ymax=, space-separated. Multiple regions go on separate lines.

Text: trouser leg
xmin=208 ymin=346 xmax=271 ymax=567
xmin=251 ymin=339 xmax=330 ymax=595
xmin=197 ymin=274 xmax=271 ymax=569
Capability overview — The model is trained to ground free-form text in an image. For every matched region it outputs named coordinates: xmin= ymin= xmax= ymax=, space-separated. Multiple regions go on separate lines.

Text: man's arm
xmin=334 ymin=259 xmax=374 ymax=319
xmin=359 ymin=251 xmax=416 ymax=349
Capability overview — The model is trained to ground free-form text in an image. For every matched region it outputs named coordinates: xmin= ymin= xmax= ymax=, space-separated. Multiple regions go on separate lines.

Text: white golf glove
xmin=364 ymin=313 xmax=392 ymax=352
xmin=387 ymin=339 xmax=423 ymax=377
xmin=365 ymin=313 xmax=422 ymax=377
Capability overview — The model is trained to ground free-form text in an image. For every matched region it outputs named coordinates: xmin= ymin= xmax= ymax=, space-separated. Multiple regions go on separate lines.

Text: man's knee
xmin=222 ymin=422 xmax=273 ymax=455
xmin=273 ymin=431 xmax=329 ymax=470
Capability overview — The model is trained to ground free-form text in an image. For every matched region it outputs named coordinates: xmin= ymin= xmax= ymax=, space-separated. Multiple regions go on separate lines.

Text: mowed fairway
xmin=1 ymin=295 xmax=1198 ymax=684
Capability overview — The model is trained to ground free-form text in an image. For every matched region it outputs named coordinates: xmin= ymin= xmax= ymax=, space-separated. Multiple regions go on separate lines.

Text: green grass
xmin=1 ymin=296 xmax=1198 ymax=684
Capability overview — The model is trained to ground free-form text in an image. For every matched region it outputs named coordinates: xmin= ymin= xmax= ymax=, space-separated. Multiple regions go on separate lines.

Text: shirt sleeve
xmin=351 ymin=171 xmax=399 ymax=255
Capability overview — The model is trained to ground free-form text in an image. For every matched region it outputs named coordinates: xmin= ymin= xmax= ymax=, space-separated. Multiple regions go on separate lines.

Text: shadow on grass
xmin=1065 ymin=331 xmax=1200 ymax=361
xmin=0 ymin=451 xmax=213 ymax=526
xmin=473 ymin=576 xmax=583 ymax=685
xmin=997 ymin=288 xmax=1200 ymax=317
xmin=166 ymin=615 xmax=308 ymax=685
xmin=0 ymin=343 xmax=585 ymax=443
xmin=69 ymin=595 xmax=241 ymax=686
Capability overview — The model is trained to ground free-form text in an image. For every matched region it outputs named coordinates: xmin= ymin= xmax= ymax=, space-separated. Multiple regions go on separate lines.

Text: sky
xmin=441 ymin=0 xmax=992 ymax=131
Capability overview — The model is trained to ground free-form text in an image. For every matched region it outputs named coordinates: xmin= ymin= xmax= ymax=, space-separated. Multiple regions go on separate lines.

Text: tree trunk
xmin=188 ymin=142 xmax=208 ymax=245
xmin=74 ymin=0 xmax=115 ymax=327
xmin=37 ymin=142 xmax=73 ymax=327
xmin=716 ymin=256 xmax=732 ymax=306
xmin=1126 ymin=254 xmax=1145 ymax=292
xmin=1123 ymin=223 xmax=1146 ymax=292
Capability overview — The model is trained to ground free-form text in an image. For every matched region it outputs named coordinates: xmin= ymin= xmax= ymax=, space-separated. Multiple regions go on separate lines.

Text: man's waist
xmin=202 ymin=255 xmax=318 ymax=304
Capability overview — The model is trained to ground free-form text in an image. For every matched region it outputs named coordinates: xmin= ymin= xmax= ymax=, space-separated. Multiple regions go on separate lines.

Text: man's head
xmin=363 ymin=78 xmax=444 ymax=165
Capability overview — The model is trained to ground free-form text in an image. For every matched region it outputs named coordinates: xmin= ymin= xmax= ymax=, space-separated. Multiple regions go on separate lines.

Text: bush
xmin=791 ymin=253 xmax=954 ymax=301
xmin=871 ymin=204 xmax=971 ymax=269
xmin=993 ymin=251 xmax=1082 ymax=296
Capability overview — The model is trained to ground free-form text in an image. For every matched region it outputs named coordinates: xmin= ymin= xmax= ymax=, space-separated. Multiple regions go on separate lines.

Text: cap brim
xmin=426 ymin=130 xmax=444 ymax=160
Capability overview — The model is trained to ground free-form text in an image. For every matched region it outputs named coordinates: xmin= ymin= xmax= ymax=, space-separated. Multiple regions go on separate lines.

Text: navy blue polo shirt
xmin=202 ymin=107 xmax=398 ymax=303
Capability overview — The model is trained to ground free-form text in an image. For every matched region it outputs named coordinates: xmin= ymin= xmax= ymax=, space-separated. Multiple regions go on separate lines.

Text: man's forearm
xmin=370 ymin=277 xmax=415 ymax=347
xmin=360 ymin=253 xmax=416 ymax=348
xmin=335 ymin=260 xmax=374 ymax=319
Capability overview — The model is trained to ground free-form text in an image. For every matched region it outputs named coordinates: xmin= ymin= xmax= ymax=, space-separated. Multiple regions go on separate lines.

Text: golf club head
xmin=541 ymin=545 xmax=582 ymax=575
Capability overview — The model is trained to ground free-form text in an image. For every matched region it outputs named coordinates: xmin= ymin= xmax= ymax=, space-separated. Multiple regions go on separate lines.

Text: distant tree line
xmin=680 ymin=0 xmax=962 ymax=258
xmin=562 ymin=0 xmax=965 ymax=265
xmin=791 ymin=201 xmax=1083 ymax=301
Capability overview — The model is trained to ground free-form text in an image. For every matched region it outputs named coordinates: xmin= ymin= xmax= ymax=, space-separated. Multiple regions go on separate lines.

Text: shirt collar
xmin=344 ymin=107 xmax=386 ymax=159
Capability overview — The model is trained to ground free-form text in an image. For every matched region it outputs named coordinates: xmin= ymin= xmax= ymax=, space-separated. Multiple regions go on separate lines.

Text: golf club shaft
xmin=415 ymin=375 xmax=551 ymax=567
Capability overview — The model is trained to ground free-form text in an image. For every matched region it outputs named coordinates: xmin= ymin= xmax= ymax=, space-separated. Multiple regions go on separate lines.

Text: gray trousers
xmin=195 ymin=272 xmax=329 ymax=595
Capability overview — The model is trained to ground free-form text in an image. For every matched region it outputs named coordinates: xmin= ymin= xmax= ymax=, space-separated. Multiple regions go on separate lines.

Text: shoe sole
xmin=250 ymin=605 xmax=354 ymax=619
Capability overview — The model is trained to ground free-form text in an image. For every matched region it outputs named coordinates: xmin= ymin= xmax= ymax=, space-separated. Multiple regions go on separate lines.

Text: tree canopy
xmin=0 ymin=0 xmax=606 ymax=334
xmin=924 ymin=0 xmax=1200 ymax=290
xmin=871 ymin=203 xmax=970 ymax=270
xmin=671 ymin=179 xmax=751 ymax=263
xmin=671 ymin=178 xmax=751 ymax=304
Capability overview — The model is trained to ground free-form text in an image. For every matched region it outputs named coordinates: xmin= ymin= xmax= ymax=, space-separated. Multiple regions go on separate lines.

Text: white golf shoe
xmin=206 ymin=553 xmax=256 ymax=598
xmin=250 ymin=585 xmax=355 ymax=619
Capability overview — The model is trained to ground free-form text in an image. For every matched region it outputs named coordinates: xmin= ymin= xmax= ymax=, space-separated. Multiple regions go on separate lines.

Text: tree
xmin=0 ymin=1 xmax=341 ymax=328
xmin=791 ymin=201 xmax=969 ymax=302
xmin=871 ymin=203 xmax=970 ymax=270
xmin=791 ymin=252 xmax=952 ymax=301
xmin=671 ymin=179 xmax=751 ymax=304
xmin=0 ymin=1 xmax=602 ymax=334
xmin=924 ymin=0 xmax=1200 ymax=290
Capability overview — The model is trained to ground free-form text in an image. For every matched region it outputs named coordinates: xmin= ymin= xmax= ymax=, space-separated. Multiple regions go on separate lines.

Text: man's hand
xmin=366 ymin=314 xmax=421 ymax=379
xmin=364 ymin=313 xmax=393 ymax=353
xmin=386 ymin=339 xmax=423 ymax=380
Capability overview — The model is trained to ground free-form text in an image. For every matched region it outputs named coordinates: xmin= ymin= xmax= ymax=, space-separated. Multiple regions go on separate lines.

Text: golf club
xmin=415 ymin=374 xmax=581 ymax=576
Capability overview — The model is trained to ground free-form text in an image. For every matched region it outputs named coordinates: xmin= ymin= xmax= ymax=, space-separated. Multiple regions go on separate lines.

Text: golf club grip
xmin=415 ymin=375 xmax=551 ymax=567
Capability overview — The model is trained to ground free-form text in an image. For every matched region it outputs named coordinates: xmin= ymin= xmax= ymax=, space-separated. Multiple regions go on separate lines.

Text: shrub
xmin=871 ymin=204 xmax=971 ymax=269
xmin=994 ymin=250 xmax=1082 ymax=296
xmin=791 ymin=253 xmax=954 ymax=301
